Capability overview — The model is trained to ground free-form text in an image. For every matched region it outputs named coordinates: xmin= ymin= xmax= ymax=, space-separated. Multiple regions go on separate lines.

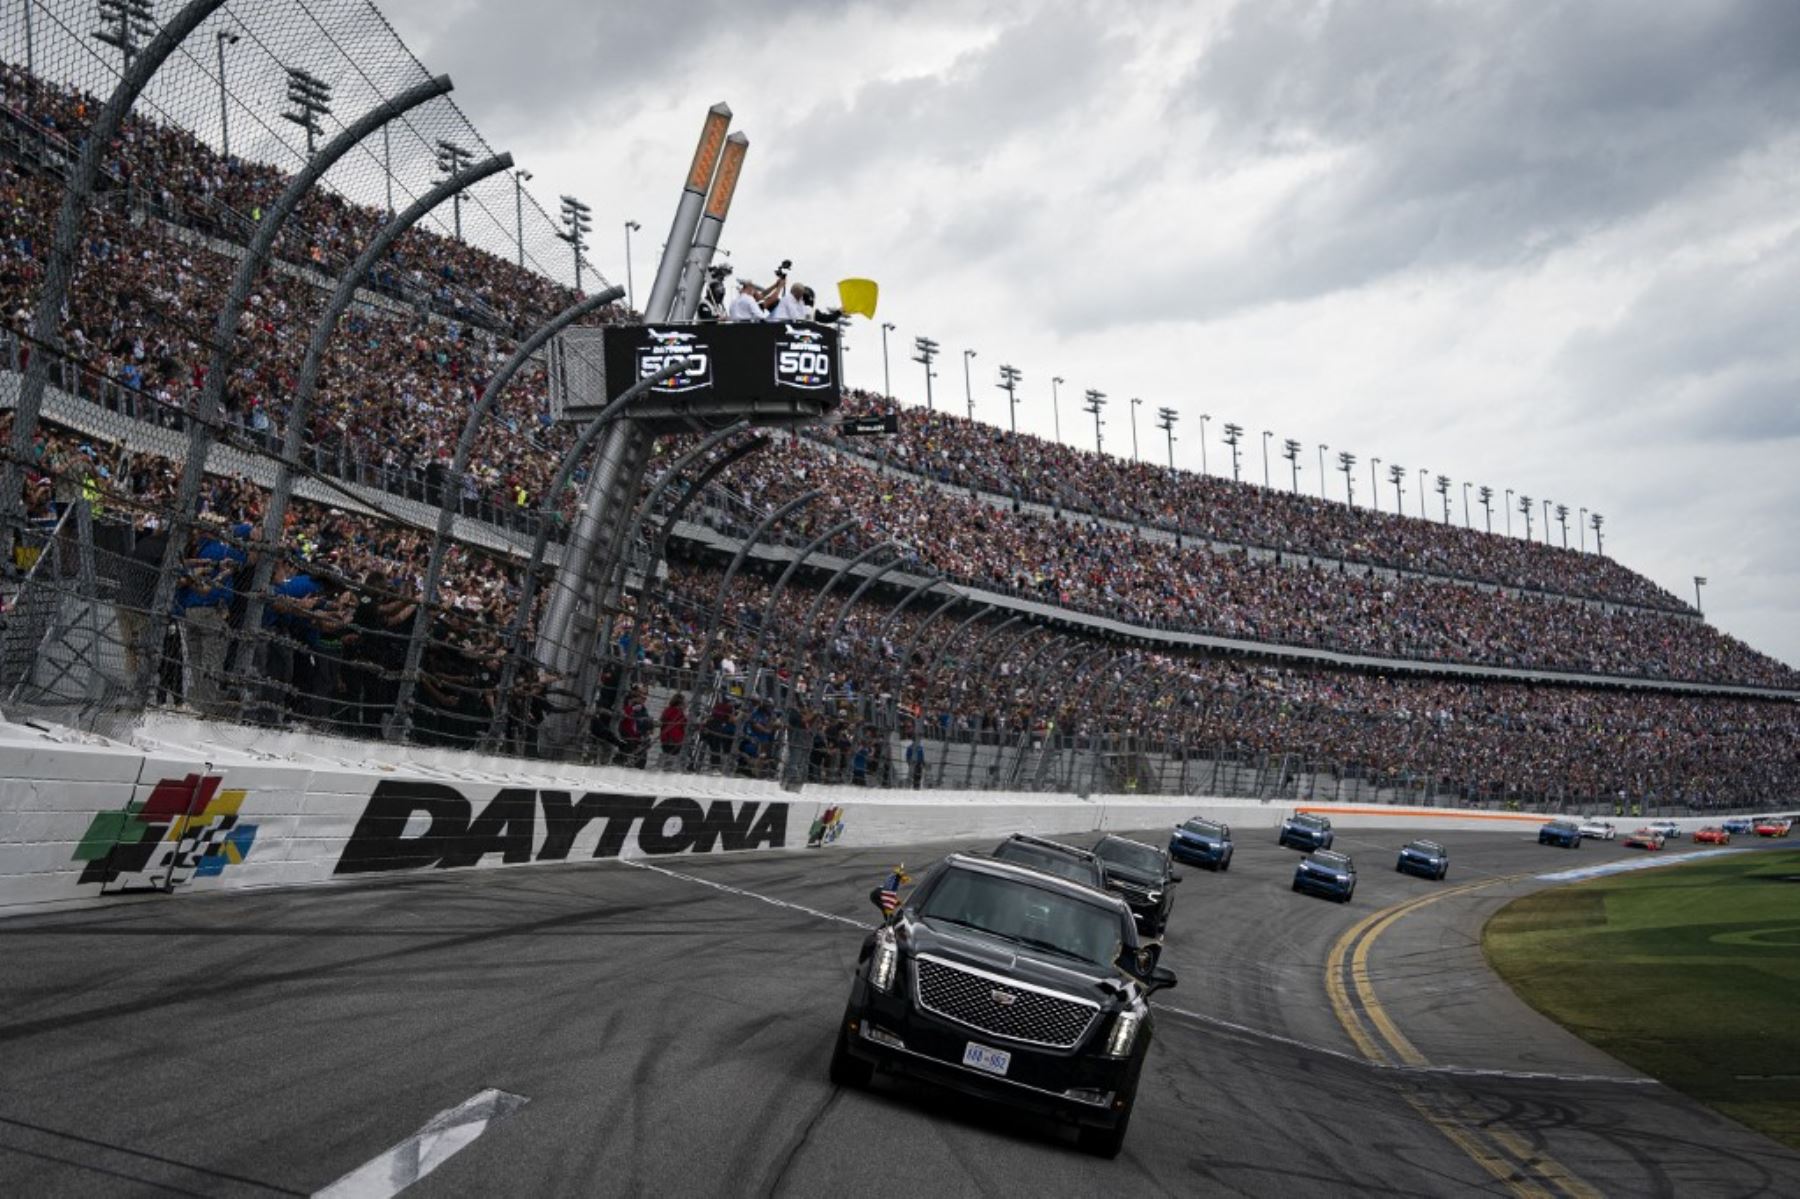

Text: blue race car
xmin=1169 ymin=819 xmax=1233 ymax=871
xmin=1278 ymin=813 xmax=1334 ymax=852
xmin=1722 ymin=818 xmax=1754 ymax=835
xmin=1293 ymin=850 xmax=1357 ymax=903
xmin=1538 ymin=820 xmax=1583 ymax=848
xmin=1395 ymin=839 xmax=1449 ymax=880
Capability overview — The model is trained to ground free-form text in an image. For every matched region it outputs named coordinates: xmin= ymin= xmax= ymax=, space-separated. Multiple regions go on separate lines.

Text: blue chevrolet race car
xmin=1538 ymin=820 xmax=1583 ymax=848
xmin=1292 ymin=850 xmax=1357 ymax=902
xmin=1722 ymin=818 xmax=1754 ymax=835
xmin=1395 ymin=839 xmax=1449 ymax=880
xmin=1168 ymin=819 xmax=1233 ymax=871
xmin=1277 ymin=813 xmax=1334 ymax=852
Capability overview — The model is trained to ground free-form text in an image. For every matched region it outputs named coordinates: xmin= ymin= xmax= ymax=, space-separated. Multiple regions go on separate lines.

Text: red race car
xmin=1692 ymin=827 xmax=1731 ymax=845
xmin=1621 ymin=828 xmax=1666 ymax=851
xmin=1754 ymin=818 xmax=1793 ymax=838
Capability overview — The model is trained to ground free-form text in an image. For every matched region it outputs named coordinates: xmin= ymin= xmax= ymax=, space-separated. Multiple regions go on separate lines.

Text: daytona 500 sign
xmin=334 ymin=781 xmax=789 ymax=874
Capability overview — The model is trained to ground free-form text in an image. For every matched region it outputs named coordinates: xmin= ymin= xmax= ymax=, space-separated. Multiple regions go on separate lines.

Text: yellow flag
xmin=838 ymin=278 xmax=879 ymax=319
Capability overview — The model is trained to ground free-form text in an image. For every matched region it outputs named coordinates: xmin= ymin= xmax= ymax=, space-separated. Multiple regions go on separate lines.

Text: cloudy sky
xmin=379 ymin=0 xmax=1800 ymax=668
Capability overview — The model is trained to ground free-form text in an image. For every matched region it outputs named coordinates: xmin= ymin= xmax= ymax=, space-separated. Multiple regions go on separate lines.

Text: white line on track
xmin=1151 ymin=1003 xmax=1658 ymax=1086
xmin=620 ymin=856 xmax=873 ymax=929
xmin=312 ymin=1088 xmax=528 ymax=1199
xmin=625 ymin=855 xmax=1657 ymax=1088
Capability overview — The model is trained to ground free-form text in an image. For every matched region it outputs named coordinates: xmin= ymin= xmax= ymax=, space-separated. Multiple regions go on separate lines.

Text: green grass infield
xmin=1483 ymin=850 xmax=1800 ymax=1151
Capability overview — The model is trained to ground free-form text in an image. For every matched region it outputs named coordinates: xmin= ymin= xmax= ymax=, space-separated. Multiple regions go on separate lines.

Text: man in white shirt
xmin=769 ymin=280 xmax=811 ymax=321
xmin=728 ymin=278 xmax=776 ymax=321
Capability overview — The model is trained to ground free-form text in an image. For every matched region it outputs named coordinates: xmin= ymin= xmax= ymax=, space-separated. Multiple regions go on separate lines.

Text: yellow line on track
xmin=1323 ymin=876 xmax=1604 ymax=1198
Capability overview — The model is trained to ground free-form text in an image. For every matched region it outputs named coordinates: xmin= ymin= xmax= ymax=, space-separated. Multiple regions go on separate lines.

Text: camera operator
xmin=699 ymin=262 xmax=733 ymax=322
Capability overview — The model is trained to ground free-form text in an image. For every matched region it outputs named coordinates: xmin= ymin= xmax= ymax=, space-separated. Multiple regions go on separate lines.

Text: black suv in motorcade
xmin=991 ymin=834 xmax=1108 ymax=892
xmin=1278 ymin=812 xmax=1334 ymax=852
xmin=831 ymin=854 xmax=1177 ymax=1157
xmin=1092 ymin=835 xmax=1180 ymax=937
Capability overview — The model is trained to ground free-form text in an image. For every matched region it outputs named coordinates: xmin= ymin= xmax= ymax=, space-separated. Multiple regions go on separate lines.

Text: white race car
xmin=1577 ymin=820 xmax=1617 ymax=841
xmin=1648 ymin=820 xmax=1682 ymax=840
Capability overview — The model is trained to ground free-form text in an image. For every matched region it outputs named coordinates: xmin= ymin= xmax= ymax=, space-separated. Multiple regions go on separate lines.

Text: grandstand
xmin=0 ymin=1 xmax=1795 ymax=815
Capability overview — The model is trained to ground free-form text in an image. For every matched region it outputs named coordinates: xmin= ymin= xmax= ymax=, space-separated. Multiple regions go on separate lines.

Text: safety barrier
xmin=8 ymin=714 xmax=1733 ymax=918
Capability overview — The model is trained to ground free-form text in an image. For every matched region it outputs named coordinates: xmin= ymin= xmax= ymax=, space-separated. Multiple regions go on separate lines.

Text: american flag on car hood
xmin=878 ymin=865 xmax=912 ymax=915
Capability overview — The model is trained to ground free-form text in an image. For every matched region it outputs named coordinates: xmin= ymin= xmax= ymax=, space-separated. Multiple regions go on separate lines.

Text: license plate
xmin=962 ymin=1042 xmax=1011 ymax=1076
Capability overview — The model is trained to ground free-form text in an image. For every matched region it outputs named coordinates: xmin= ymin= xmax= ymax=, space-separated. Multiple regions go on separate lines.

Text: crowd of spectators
xmin=4 ymin=65 xmax=1791 ymax=688
xmin=823 ymin=393 xmax=1688 ymax=612
xmin=701 ymin=437 xmax=1800 ymax=688
xmin=4 ymin=412 xmax=1795 ymax=810
xmin=0 ymin=66 xmax=618 ymax=533
xmin=1 ymin=64 xmax=1795 ymax=809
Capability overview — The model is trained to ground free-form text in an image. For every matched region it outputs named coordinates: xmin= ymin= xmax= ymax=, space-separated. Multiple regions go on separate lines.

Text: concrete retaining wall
xmin=0 ymin=715 xmax=1746 ymax=917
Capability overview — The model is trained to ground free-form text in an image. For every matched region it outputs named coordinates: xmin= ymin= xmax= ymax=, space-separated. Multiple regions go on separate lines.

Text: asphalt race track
xmin=3 ymin=825 xmax=1798 ymax=1197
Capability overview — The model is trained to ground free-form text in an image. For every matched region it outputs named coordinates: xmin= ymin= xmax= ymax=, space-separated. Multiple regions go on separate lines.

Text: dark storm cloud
xmin=376 ymin=0 xmax=866 ymax=138
xmin=1122 ymin=0 xmax=1800 ymax=323
xmin=1557 ymin=227 xmax=1800 ymax=443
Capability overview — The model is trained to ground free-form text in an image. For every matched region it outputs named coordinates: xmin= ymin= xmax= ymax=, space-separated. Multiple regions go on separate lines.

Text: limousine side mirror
xmin=1169 ymin=871 xmax=1185 ymax=884
xmin=1144 ymin=966 xmax=1178 ymax=995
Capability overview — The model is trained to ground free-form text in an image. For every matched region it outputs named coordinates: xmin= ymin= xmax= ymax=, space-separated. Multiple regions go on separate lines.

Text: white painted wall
xmin=0 ymin=715 xmax=1758 ymax=917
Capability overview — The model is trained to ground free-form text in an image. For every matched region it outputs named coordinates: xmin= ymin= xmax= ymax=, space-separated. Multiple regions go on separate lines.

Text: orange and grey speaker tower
xmin=674 ymin=130 xmax=749 ymax=319
xmin=642 ymin=102 xmax=730 ymax=320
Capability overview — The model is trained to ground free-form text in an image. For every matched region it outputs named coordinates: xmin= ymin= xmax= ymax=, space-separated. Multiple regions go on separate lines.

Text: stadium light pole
xmin=998 ymin=364 xmax=1023 ymax=434
xmin=1479 ymin=485 xmax=1494 ymax=533
xmin=381 ymin=125 xmax=394 ymax=214
xmin=1388 ymin=462 xmax=1404 ymax=514
xmin=1555 ymin=502 xmax=1570 ymax=546
xmin=284 ymin=67 xmax=333 ymax=159
xmin=1222 ymin=422 xmax=1243 ymax=481
xmin=1283 ymin=438 xmax=1301 ymax=492
xmin=1542 ymin=497 xmax=1552 ymax=543
xmin=1198 ymin=413 xmax=1210 ymax=475
xmin=1591 ymin=512 xmax=1605 ymax=555
xmin=1463 ymin=482 xmax=1472 ymax=528
xmin=93 ymin=0 xmax=155 ymax=71
xmin=962 ymin=348 xmax=978 ymax=419
xmin=1438 ymin=475 xmax=1452 ymax=524
xmin=21 ymin=0 xmax=31 ymax=76
xmin=623 ymin=219 xmax=640 ymax=309
xmin=1052 ymin=377 xmax=1064 ymax=443
xmin=1579 ymin=507 xmax=1588 ymax=551
xmin=1371 ymin=457 xmax=1384 ymax=511
xmin=1084 ymin=390 xmax=1107 ymax=454
xmin=1418 ymin=467 xmax=1428 ymax=516
xmin=1317 ymin=443 xmax=1328 ymax=498
xmin=1338 ymin=450 xmax=1356 ymax=507
xmin=1518 ymin=493 xmax=1534 ymax=540
xmin=512 ymin=169 xmax=532 ymax=268
xmin=1130 ymin=398 xmax=1144 ymax=462
xmin=1261 ymin=429 xmax=1272 ymax=487
xmin=913 ymin=336 xmax=939 ymax=410
xmin=436 ymin=139 xmax=473 ymax=239
xmin=881 ymin=322 xmax=896 ymax=399
xmin=1158 ymin=408 xmax=1180 ymax=470
xmin=1694 ymin=576 xmax=1707 ymax=613
xmin=214 ymin=29 xmax=239 ymax=160
xmin=1505 ymin=488 xmax=1514 ymax=535
xmin=559 ymin=194 xmax=592 ymax=291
